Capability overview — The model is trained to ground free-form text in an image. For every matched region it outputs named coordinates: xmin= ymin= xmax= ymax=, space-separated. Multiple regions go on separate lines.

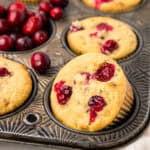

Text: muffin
xmin=82 ymin=0 xmax=142 ymax=13
xmin=50 ymin=53 xmax=134 ymax=132
xmin=67 ymin=17 xmax=137 ymax=60
xmin=0 ymin=57 xmax=32 ymax=115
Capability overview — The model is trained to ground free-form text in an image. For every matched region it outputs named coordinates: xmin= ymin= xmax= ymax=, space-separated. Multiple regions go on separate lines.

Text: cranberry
xmin=54 ymin=80 xmax=72 ymax=105
xmin=8 ymin=1 xmax=27 ymax=13
xmin=36 ymin=11 xmax=49 ymax=26
xmin=10 ymin=33 xmax=22 ymax=48
xmin=0 ymin=19 xmax=9 ymax=34
xmin=101 ymin=40 xmax=119 ymax=54
xmin=0 ymin=4 xmax=6 ymax=18
xmin=16 ymin=36 xmax=33 ymax=51
xmin=23 ymin=15 xmax=43 ymax=35
xmin=31 ymin=52 xmax=51 ymax=73
xmin=94 ymin=63 xmax=115 ymax=82
xmin=0 ymin=35 xmax=13 ymax=51
xmin=50 ymin=0 xmax=69 ymax=8
xmin=95 ymin=0 xmax=113 ymax=9
xmin=0 ymin=67 xmax=11 ymax=77
xmin=27 ymin=11 xmax=35 ymax=17
xmin=39 ymin=2 xmax=53 ymax=14
xmin=70 ymin=25 xmax=84 ymax=32
xmin=7 ymin=10 xmax=26 ymax=26
xmin=88 ymin=96 xmax=106 ymax=122
xmin=32 ymin=30 xmax=49 ymax=46
xmin=50 ymin=7 xmax=63 ymax=20
xmin=96 ymin=23 xmax=113 ymax=32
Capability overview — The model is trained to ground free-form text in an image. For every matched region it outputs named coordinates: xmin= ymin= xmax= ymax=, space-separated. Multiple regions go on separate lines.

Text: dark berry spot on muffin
xmin=90 ymin=31 xmax=98 ymax=37
xmin=95 ymin=0 xmax=113 ymax=9
xmin=54 ymin=80 xmax=72 ymax=105
xmin=88 ymin=95 xmax=106 ymax=122
xmin=96 ymin=23 xmax=113 ymax=32
xmin=101 ymin=40 xmax=119 ymax=54
xmin=94 ymin=63 xmax=115 ymax=82
xmin=70 ymin=24 xmax=84 ymax=32
xmin=0 ymin=67 xmax=11 ymax=77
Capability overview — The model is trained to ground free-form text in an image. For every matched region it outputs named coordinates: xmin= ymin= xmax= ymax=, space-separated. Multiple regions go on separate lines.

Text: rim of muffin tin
xmin=0 ymin=69 xmax=38 ymax=119
xmin=44 ymin=79 xmax=143 ymax=136
xmin=75 ymin=0 xmax=147 ymax=15
xmin=61 ymin=18 xmax=144 ymax=63
xmin=0 ymin=19 xmax=56 ymax=54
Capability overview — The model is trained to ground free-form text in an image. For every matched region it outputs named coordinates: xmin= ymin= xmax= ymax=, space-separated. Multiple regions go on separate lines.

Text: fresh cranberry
xmin=32 ymin=30 xmax=49 ymax=46
xmin=101 ymin=40 xmax=119 ymax=54
xmin=54 ymin=80 xmax=72 ymax=105
xmin=95 ymin=0 xmax=113 ymax=9
xmin=31 ymin=52 xmax=51 ymax=73
xmin=50 ymin=7 xmax=63 ymax=20
xmin=94 ymin=63 xmax=115 ymax=82
xmin=39 ymin=2 xmax=53 ymax=14
xmin=50 ymin=0 xmax=69 ymax=8
xmin=96 ymin=23 xmax=113 ymax=31
xmin=8 ymin=1 xmax=27 ymax=13
xmin=0 ymin=67 xmax=11 ymax=77
xmin=36 ymin=11 xmax=49 ymax=26
xmin=16 ymin=36 xmax=33 ymax=51
xmin=23 ymin=15 xmax=43 ymax=35
xmin=7 ymin=10 xmax=26 ymax=26
xmin=10 ymin=33 xmax=22 ymax=48
xmin=88 ymin=95 xmax=106 ymax=122
xmin=27 ymin=11 xmax=35 ymax=17
xmin=0 ymin=4 xmax=6 ymax=18
xmin=70 ymin=25 xmax=84 ymax=32
xmin=0 ymin=35 xmax=13 ymax=51
xmin=0 ymin=19 xmax=9 ymax=34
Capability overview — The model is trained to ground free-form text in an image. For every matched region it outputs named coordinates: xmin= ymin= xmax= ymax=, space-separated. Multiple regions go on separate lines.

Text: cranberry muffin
xmin=82 ymin=0 xmax=142 ymax=13
xmin=0 ymin=57 xmax=32 ymax=115
xmin=50 ymin=53 xmax=134 ymax=132
xmin=67 ymin=17 xmax=137 ymax=60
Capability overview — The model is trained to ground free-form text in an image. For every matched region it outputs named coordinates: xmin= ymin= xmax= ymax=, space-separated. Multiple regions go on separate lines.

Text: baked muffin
xmin=50 ymin=53 xmax=134 ymax=132
xmin=67 ymin=17 xmax=137 ymax=60
xmin=0 ymin=57 xmax=32 ymax=115
xmin=82 ymin=0 xmax=142 ymax=13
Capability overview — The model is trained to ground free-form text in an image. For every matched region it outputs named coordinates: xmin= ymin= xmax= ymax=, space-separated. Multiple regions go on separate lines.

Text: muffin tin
xmin=0 ymin=0 xmax=149 ymax=149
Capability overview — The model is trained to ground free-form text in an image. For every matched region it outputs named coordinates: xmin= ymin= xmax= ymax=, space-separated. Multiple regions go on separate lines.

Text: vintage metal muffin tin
xmin=0 ymin=0 xmax=149 ymax=149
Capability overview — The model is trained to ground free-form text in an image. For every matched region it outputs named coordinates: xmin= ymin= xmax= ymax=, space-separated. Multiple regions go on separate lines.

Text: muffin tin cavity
xmin=0 ymin=69 xmax=38 ymax=119
xmin=61 ymin=21 xmax=143 ymax=62
xmin=44 ymin=79 xmax=139 ymax=136
xmin=0 ymin=19 xmax=56 ymax=54
xmin=23 ymin=112 xmax=40 ymax=126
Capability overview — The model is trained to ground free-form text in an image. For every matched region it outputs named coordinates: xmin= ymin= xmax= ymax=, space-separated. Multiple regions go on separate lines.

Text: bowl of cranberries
xmin=0 ymin=1 xmax=58 ymax=52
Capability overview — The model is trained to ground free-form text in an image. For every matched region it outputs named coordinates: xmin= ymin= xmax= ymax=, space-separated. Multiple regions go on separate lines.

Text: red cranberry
xmin=27 ymin=11 xmax=35 ymax=17
xmin=16 ymin=36 xmax=33 ymax=51
xmin=88 ymin=95 xmax=106 ymax=122
xmin=95 ymin=0 xmax=113 ymax=9
xmin=50 ymin=0 xmax=69 ymax=8
xmin=0 ymin=67 xmax=11 ymax=77
xmin=101 ymin=40 xmax=119 ymax=54
xmin=94 ymin=63 xmax=115 ymax=82
xmin=36 ymin=11 xmax=49 ymax=25
xmin=70 ymin=25 xmax=84 ymax=32
xmin=0 ymin=35 xmax=13 ymax=51
xmin=7 ymin=10 xmax=26 ymax=26
xmin=54 ymin=80 xmax=72 ymax=105
xmin=31 ymin=52 xmax=51 ymax=73
xmin=0 ymin=19 xmax=9 ymax=34
xmin=8 ymin=1 xmax=27 ymax=12
xmin=0 ymin=4 xmax=6 ymax=18
xmin=32 ymin=30 xmax=49 ymax=46
xmin=10 ymin=33 xmax=22 ymax=48
xmin=39 ymin=2 xmax=53 ymax=14
xmin=50 ymin=7 xmax=63 ymax=20
xmin=23 ymin=15 xmax=43 ymax=35
xmin=96 ymin=23 xmax=113 ymax=32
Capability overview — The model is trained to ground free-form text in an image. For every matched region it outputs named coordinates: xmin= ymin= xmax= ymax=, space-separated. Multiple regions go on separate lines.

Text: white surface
xmin=0 ymin=125 xmax=149 ymax=150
